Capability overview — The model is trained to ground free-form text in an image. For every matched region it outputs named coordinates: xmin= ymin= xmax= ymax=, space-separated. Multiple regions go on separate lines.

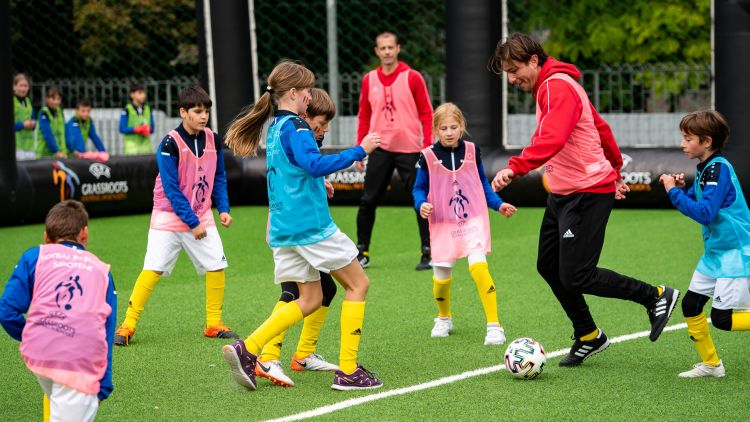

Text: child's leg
xmin=712 ymin=276 xmax=750 ymax=331
xmin=330 ymin=260 xmax=370 ymax=374
xmin=37 ymin=375 xmax=98 ymax=422
xmin=244 ymin=281 xmax=321 ymax=355
xmin=205 ymin=269 xmax=225 ymax=327
xmin=259 ymin=283 xmax=298 ymax=362
xmin=468 ymin=254 xmax=499 ymax=325
xmin=432 ymin=264 xmax=453 ymax=318
xmin=682 ymin=289 xmax=720 ymax=365
xmin=295 ymin=272 xmax=337 ymax=359
xmin=122 ymin=270 xmax=162 ymax=329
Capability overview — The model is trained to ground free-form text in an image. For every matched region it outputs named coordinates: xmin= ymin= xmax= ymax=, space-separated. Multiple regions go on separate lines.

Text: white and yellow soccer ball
xmin=504 ymin=337 xmax=547 ymax=380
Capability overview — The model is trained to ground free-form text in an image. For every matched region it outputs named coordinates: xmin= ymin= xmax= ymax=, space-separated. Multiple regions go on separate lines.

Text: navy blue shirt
xmin=668 ymin=151 xmax=737 ymax=226
xmin=0 ymin=241 xmax=116 ymax=401
xmin=65 ymin=117 xmax=107 ymax=153
xmin=272 ymin=110 xmax=365 ymax=178
xmin=413 ymin=140 xmax=504 ymax=212
xmin=156 ymin=124 xmax=230 ymax=229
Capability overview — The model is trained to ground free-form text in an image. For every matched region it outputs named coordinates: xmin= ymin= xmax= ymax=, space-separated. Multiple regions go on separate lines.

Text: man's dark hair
xmin=375 ymin=31 xmax=400 ymax=46
xmin=489 ymin=32 xmax=548 ymax=75
xmin=178 ymin=85 xmax=212 ymax=110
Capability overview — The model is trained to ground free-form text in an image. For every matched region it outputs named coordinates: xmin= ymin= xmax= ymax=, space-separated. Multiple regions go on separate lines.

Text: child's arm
xmin=64 ymin=119 xmax=80 ymax=154
xmin=664 ymin=164 xmax=733 ymax=225
xmin=476 ymin=146 xmax=504 ymax=211
xmin=288 ymin=123 xmax=367 ymax=178
xmin=157 ymin=137 xmax=201 ymax=229
xmin=413 ymin=154 xmax=430 ymax=212
xmin=88 ymin=121 xmax=107 ymax=152
xmin=0 ymin=248 xmax=39 ymax=341
xmin=118 ymin=109 xmax=134 ymax=134
xmin=98 ymin=273 xmax=116 ymax=401
xmin=210 ymin=133 xmax=231 ymax=227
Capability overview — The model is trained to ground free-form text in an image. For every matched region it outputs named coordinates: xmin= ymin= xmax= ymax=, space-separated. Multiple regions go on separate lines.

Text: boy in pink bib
xmin=114 ymin=86 xmax=236 ymax=346
xmin=0 ymin=200 xmax=116 ymax=422
xmin=413 ymin=103 xmax=517 ymax=345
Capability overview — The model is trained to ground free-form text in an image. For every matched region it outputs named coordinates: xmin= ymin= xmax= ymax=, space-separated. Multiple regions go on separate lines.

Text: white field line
xmin=264 ymin=322 xmax=688 ymax=422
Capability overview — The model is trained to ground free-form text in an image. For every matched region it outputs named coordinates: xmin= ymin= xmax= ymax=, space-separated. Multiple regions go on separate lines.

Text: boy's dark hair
xmin=375 ymin=31 xmax=400 ymax=45
xmin=178 ymin=85 xmax=212 ymax=110
xmin=490 ymin=32 xmax=549 ymax=75
xmin=679 ymin=110 xmax=731 ymax=150
xmin=76 ymin=99 xmax=91 ymax=108
xmin=45 ymin=200 xmax=89 ymax=243
xmin=306 ymin=88 xmax=336 ymax=121
xmin=46 ymin=86 xmax=61 ymax=99
xmin=129 ymin=83 xmax=145 ymax=94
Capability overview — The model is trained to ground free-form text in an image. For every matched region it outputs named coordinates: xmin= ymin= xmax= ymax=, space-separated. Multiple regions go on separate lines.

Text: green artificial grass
xmin=1 ymin=206 xmax=747 ymax=421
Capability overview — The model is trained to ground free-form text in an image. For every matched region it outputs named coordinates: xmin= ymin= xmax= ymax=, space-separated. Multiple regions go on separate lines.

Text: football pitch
xmin=1 ymin=206 xmax=748 ymax=421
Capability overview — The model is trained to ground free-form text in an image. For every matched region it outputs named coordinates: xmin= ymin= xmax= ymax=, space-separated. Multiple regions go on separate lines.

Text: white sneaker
xmin=255 ymin=360 xmax=294 ymax=387
xmin=291 ymin=353 xmax=339 ymax=372
xmin=678 ymin=361 xmax=725 ymax=378
xmin=431 ymin=317 xmax=453 ymax=337
xmin=484 ymin=325 xmax=506 ymax=345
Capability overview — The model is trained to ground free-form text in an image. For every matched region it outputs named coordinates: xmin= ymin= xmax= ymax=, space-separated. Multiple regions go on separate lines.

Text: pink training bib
xmin=151 ymin=128 xmax=217 ymax=231
xmin=367 ymin=69 xmax=423 ymax=153
xmin=20 ymin=243 xmax=111 ymax=395
xmin=424 ymin=141 xmax=491 ymax=262
xmin=537 ymin=73 xmax=613 ymax=194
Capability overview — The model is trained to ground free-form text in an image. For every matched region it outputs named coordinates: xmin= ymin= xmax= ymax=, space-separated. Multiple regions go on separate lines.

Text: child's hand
xmin=55 ymin=151 xmax=67 ymax=159
xmin=192 ymin=223 xmax=207 ymax=240
xmin=420 ymin=202 xmax=433 ymax=219
xmin=23 ymin=119 xmax=36 ymax=129
xmin=355 ymin=161 xmax=366 ymax=171
xmin=659 ymin=174 xmax=677 ymax=192
xmin=219 ymin=212 xmax=232 ymax=228
xmin=325 ymin=180 xmax=335 ymax=198
xmin=672 ymin=173 xmax=686 ymax=188
xmin=499 ymin=202 xmax=517 ymax=218
xmin=359 ymin=132 xmax=381 ymax=154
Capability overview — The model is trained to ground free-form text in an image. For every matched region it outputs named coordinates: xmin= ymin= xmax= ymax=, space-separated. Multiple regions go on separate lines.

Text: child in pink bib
xmin=413 ymin=103 xmax=517 ymax=346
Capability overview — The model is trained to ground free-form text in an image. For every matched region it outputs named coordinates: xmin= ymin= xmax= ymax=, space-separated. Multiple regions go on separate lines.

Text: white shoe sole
xmin=331 ymin=383 xmax=384 ymax=391
xmin=222 ymin=345 xmax=256 ymax=390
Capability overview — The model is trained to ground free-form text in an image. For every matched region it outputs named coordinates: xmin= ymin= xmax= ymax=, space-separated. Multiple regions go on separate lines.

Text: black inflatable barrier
xmin=0 ymin=147 xmax=698 ymax=227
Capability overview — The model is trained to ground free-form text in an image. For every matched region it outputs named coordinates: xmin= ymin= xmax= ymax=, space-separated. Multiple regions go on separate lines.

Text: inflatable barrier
xmin=0 ymin=147 xmax=696 ymax=227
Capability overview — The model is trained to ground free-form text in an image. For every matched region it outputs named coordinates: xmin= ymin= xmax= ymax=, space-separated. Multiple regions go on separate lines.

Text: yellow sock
xmin=43 ymin=394 xmax=50 ymax=422
xmin=296 ymin=306 xmax=330 ymax=359
xmin=244 ymin=301 xmax=303 ymax=355
xmin=259 ymin=301 xmax=288 ymax=361
xmin=579 ymin=328 xmax=599 ymax=341
xmin=123 ymin=270 xmax=161 ymax=329
xmin=685 ymin=312 xmax=720 ymax=365
xmin=205 ymin=270 xmax=225 ymax=327
xmin=340 ymin=301 xmax=365 ymax=374
xmin=433 ymin=276 xmax=452 ymax=317
xmin=731 ymin=311 xmax=750 ymax=330
xmin=469 ymin=262 xmax=499 ymax=324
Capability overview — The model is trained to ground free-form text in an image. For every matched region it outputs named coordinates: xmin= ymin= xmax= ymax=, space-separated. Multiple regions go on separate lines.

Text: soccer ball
xmin=504 ymin=337 xmax=547 ymax=380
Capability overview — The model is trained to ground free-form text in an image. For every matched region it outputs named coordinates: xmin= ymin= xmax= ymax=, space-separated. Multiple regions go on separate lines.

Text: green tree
xmin=509 ymin=0 xmax=710 ymax=67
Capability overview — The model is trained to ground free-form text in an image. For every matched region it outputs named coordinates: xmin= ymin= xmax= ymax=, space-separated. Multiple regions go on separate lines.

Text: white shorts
xmin=36 ymin=375 xmax=99 ymax=422
xmin=689 ymin=270 xmax=750 ymax=311
xmin=432 ymin=253 xmax=487 ymax=279
xmin=143 ymin=227 xmax=228 ymax=276
xmin=272 ymin=229 xmax=358 ymax=284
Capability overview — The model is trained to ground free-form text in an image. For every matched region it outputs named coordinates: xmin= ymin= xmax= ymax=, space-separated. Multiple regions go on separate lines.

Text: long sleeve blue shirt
xmin=39 ymin=107 xmax=63 ymax=153
xmin=0 ymin=241 xmax=116 ymax=401
xmin=668 ymin=152 xmax=736 ymax=226
xmin=65 ymin=117 xmax=107 ymax=153
xmin=119 ymin=102 xmax=155 ymax=134
xmin=413 ymin=140 xmax=503 ymax=212
xmin=156 ymin=123 xmax=230 ymax=229
xmin=273 ymin=110 xmax=366 ymax=177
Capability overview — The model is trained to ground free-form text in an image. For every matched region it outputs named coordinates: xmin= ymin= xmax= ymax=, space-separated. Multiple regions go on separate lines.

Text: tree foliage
xmin=508 ymin=0 xmax=710 ymax=67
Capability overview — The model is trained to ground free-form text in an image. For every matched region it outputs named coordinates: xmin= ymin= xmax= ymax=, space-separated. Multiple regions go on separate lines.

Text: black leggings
xmin=682 ymin=290 xmax=733 ymax=331
xmin=279 ymin=272 xmax=337 ymax=307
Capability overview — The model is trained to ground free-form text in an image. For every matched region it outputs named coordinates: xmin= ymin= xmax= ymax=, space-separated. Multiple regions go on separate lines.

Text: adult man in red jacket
xmin=355 ymin=32 xmax=433 ymax=271
xmin=491 ymin=33 xmax=679 ymax=366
